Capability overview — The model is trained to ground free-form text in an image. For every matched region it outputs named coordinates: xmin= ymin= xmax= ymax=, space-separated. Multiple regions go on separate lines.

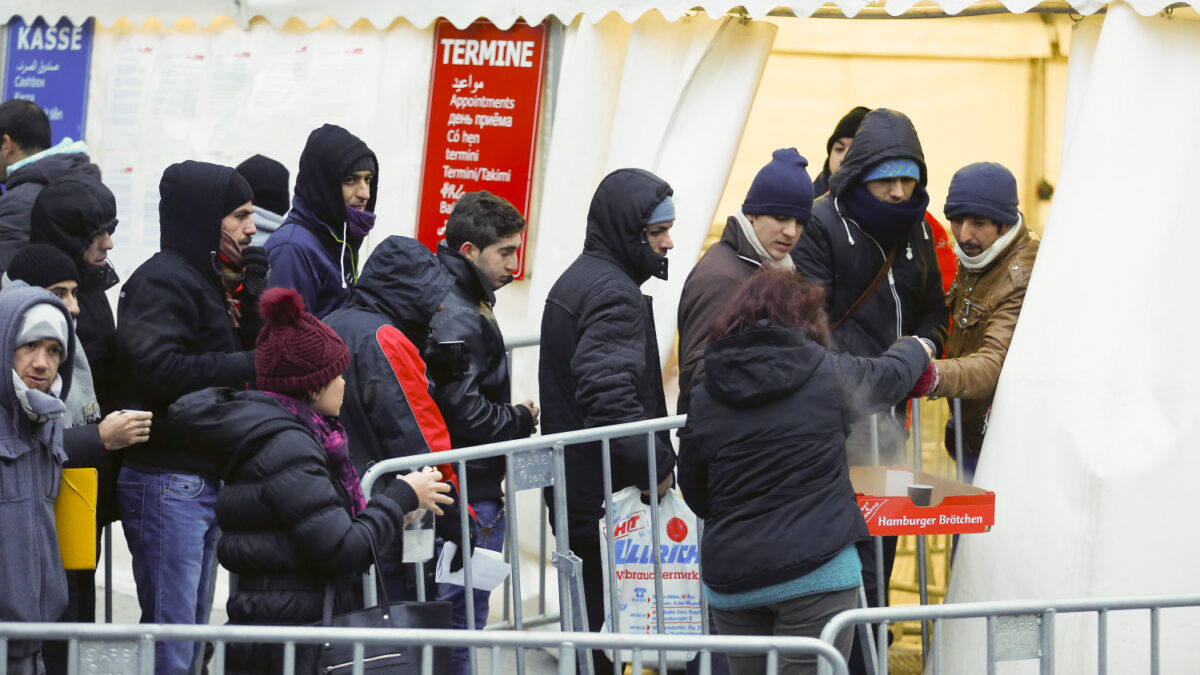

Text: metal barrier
xmin=360 ymin=415 xmax=690 ymax=675
xmin=816 ymin=592 xmax=1200 ymax=675
xmin=0 ymin=621 xmax=849 ymax=675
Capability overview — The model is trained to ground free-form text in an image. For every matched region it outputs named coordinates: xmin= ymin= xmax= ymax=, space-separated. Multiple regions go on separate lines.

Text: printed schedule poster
xmin=415 ymin=20 xmax=547 ymax=280
xmin=4 ymin=17 xmax=94 ymax=144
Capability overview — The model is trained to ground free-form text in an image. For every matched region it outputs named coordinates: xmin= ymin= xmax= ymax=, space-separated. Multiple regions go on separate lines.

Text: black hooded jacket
xmin=791 ymin=109 xmax=948 ymax=359
xmin=0 ymin=151 xmax=100 ymax=271
xmin=429 ymin=244 xmax=534 ymax=503
xmin=678 ymin=327 xmax=927 ymax=594
xmin=30 ymin=174 xmax=120 ymax=408
xmin=266 ymin=124 xmax=378 ymax=318
xmin=539 ymin=168 xmax=676 ymax=538
xmin=169 ymin=387 xmax=415 ymax=673
xmin=115 ymin=161 xmax=257 ymax=476
xmin=325 ymin=236 xmax=470 ymax=561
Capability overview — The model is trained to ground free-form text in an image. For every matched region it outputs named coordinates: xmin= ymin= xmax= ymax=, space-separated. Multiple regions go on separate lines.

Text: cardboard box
xmin=850 ymin=466 xmax=994 ymax=536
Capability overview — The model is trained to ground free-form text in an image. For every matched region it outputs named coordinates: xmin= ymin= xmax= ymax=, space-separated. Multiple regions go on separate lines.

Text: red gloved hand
xmin=909 ymin=362 xmax=940 ymax=398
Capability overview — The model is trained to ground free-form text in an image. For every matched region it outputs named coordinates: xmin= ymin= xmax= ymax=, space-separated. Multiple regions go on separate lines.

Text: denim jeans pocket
xmin=117 ymin=480 xmax=145 ymax=542
xmin=164 ymin=474 xmax=205 ymax=500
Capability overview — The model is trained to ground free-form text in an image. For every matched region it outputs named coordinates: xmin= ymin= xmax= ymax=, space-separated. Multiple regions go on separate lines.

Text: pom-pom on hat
xmin=255 ymin=287 xmax=350 ymax=396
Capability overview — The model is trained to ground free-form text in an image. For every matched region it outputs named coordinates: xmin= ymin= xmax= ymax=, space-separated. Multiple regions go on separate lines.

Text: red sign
xmin=415 ymin=19 xmax=547 ymax=280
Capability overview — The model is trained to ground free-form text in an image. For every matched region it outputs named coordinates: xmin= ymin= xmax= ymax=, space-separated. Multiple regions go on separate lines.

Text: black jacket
xmin=429 ymin=244 xmax=533 ymax=502
xmin=791 ymin=109 xmax=948 ymax=359
xmin=678 ymin=327 xmax=927 ymax=594
xmin=115 ymin=161 xmax=257 ymax=475
xmin=539 ymin=168 xmax=676 ymax=537
xmin=0 ymin=151 xmax=100 ymax=271
xmin=170 ymin=387 xmax=415 ymax=673
xmin=30 ymin=173 xmax=120 ymax=409
xmin=325 ymin=236 xmax=469 ymax=559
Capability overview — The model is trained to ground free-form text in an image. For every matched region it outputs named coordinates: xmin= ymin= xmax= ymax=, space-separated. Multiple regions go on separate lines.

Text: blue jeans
xmin=437 ymin=499 xmax=506 ymax=675
xmin=117 ymin=466 xmax=219 ymax=675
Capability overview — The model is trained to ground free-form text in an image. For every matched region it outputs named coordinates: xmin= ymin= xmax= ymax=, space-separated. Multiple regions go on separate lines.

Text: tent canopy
xmin=9 ymin=0 xmax=1194 ymax=30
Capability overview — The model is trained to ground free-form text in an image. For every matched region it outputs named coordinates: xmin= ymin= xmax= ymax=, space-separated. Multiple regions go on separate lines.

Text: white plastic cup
xmin=402 ymin=508 xmax=435 ymax=563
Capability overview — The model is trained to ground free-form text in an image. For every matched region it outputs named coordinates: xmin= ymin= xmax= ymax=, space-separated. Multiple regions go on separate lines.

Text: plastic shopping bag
xmin=599 ymin=485 xmax=703 ymax=667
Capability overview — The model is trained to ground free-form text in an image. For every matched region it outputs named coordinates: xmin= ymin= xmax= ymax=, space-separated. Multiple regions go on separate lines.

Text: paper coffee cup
xmin=907 ymin=483 xmax=934 ymax=507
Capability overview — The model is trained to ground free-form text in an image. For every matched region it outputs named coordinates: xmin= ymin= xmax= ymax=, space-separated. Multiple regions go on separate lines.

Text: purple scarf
xmin=265 ymin=391 xmax=367 ymax=515
xmin=344 ymin=205 xmax=377 ymax=239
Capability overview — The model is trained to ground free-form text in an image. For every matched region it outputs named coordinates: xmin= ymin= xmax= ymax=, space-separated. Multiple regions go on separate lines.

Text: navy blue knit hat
xmin=742 ymin=148 xmax=814 ymax=222
xmin=944 ymin=162 xmax=1020 ymax=225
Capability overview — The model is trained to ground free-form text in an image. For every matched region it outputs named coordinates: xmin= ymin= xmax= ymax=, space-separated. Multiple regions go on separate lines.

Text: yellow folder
xmin=55 ymin=468 xmax=98 ymax=570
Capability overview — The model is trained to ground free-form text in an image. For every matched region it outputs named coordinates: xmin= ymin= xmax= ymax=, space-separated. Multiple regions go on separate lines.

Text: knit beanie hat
xmin=223 ymin=172 xmax=255 ymax=216
xmin=346 ymin=154 xmax=377 ymax=177
xmin=647 ymin=195 xmax=675 ymax=225
xmin=863 ymin=159 xmax=921 ymax=183
xmin=944 ymin=162 xmax=1020 ymax=225
xmin=742 ymin=148 xmax=815 ymax=222
xmin=17 ymin=302 xmax=69 ymax=350
xmin=827 ymin=106 xmax=870 ymax=155
xmin=235 ymin=155 xmax=290 ymax=216
xmin=255 ymin=287 xmax=350 ymax=396
xmin=7 ymin=245 xmax=80 ymax=288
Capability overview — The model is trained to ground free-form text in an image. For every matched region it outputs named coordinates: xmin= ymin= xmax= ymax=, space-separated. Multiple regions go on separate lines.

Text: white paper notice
xmin=434 ymin=542 xmax=511 ymax=591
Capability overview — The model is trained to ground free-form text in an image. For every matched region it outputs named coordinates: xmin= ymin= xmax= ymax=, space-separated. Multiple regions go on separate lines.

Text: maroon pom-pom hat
xmin=255 ymin=287 xmax=350 ymax=395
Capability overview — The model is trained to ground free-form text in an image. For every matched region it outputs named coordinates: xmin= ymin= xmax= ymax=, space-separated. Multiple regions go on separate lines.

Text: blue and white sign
xmin=4 ymin=17 xmax=94 ymax=144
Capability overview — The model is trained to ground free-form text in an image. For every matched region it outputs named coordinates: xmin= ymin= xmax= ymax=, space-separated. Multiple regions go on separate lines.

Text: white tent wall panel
xmin=939 ymin=4 xmax=1200 ymax=671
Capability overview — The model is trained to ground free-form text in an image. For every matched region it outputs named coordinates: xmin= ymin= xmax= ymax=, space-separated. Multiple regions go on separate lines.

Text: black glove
xmin=241 ymin=246 xmax=270 ymax=296
xmin=425 ymin=340 xmax=471 ymax=383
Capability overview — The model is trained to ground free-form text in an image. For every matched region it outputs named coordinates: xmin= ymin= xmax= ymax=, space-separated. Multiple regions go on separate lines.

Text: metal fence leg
xmin=875 ymin=535 xmax=887 ymax=675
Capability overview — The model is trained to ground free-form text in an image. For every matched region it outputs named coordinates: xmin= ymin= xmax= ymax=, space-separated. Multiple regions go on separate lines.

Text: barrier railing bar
xmin=1040 ymin=610 xmax=1054 ymax=675
xmin=931 ymin=618 xmax=942 ymax=674
xmin=1151 ymin=606 xmax=1160 ymax=675
xmin=282 ymin=640 xmax=295 ymax=675
xmin=423 ymin=643 xmax=434 ymax=675
xmin=1098 ymin=608 xmax=1107 ymax=675
xmin=213 ymin=641 xmax=226 ymax=675
xmin=458 ymin=456 xmax=479 ymax=675
xmin=504 ymin=452 xmax=527 ymax=675
xmin=952 ymin=398 xmax=965 ymax=482
xmin=985 ymin=615 xmax=996 ymax=675
xmin=646 ymin=429 xmax=667 ymax=675
xmin=600 ymin=436 xmax=621 ymax=675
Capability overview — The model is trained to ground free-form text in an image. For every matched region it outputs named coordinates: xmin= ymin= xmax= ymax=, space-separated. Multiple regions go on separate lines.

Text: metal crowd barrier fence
xmin=360 ymin=415 xmax=690 ymax=675
xmin=0 ymin=622 xmax=849 ymax=675
xmin=816 ymin=592 xmax=1200 ymax=675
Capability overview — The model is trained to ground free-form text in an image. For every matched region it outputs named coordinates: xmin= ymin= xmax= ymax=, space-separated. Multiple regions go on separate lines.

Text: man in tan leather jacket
xmin=911 ymin=162 xmax=1039 ymax=480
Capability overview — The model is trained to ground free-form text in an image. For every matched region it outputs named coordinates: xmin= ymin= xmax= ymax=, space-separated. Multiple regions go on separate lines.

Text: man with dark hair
xmin=0 ymin=99 xmax=99 ymax=270
xmin=539 ymin=168 xmax=678 ymax=674
xmin=266 ymin=124 xmax=378 ymax=318
xmin=236 ymin=154 xmax=290 ymax=246
xmin=429 ymin=192 xmax=538 ymax=674
xmin=114 ymin=161 xmax=266 ymax=675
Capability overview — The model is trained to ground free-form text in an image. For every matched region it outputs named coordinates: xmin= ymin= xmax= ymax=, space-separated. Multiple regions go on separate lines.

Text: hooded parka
xmin=115 ymin=161 xmax=258 ymax=476
xmin=325 ymin=236 xmax=469 ymax=566
xmin=0 ymin=151 xmax=100 ymax=271
xmin=429 ymin=243 xmax=534 ymax=503
xmin=169 ymin=387 xmax=416 ymax=673
xmin=0 ymin=284 xmax=76 ymax=659
xmin=539 ymin=168 xmax=676 ymax=538
xmin=266 ymin=125 xmax=378 ymax=319
xmin=791 ymin=109 xmax=949 ymax=361
xmin=678 ymin=327 xmax=926 ymax=594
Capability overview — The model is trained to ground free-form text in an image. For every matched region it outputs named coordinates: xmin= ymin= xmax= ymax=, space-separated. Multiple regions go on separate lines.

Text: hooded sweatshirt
xmin=266 ymin=124 xmax=378 ymax=319
xmin=0 ymin=283 xmax=76 ymax=657
xmin=539 ymin=168 xmax=676 ymax=538
xmin=791 ymin=108 xmax=949 ymax=361
xmin=0 ymin=150 xmax=101 ymax=272
xmin=115 ymin=161 xmax=257 ymax=476
xmin=324 ymin=236 xmax=469 ymax=562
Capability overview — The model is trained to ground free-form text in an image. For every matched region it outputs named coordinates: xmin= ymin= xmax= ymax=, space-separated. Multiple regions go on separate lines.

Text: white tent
xmin=5 ymin=1 xmax=1200 ymax=668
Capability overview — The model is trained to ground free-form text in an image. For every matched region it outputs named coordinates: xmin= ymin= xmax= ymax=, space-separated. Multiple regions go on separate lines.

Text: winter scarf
xmin=956 ymin=214 xmax=1024 ymax=271
xmin=12 ymin=370 xmax=65 ymax=448
xmin=734 ymin=208 xmax=795 ymax=271
xmin=265 ymin=390 xmax=367 ymax=515
xmin=843 ymin=182 xmax=930 ymax=246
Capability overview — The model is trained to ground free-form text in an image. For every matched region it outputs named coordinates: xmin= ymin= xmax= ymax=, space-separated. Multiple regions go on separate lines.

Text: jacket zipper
xmin=860 ymin=229 xmax=904 ymax=340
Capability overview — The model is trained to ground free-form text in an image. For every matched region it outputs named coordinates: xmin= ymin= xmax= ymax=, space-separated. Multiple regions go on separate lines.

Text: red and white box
xmin=851 ymin=466 xmax=994 ymax=536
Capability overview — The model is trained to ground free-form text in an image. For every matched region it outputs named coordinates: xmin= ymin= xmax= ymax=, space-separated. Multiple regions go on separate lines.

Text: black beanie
xmin=236 ymin=154 xmax=290 ymax=216
xmin=224 ymin=171 xmax=255 ymax=216
xmin=346 ymin=154 xmax=377 ymax=177
xmin=944 ymin=162 xmax=1020 ymax=225
xmin=8 ymin=244 xmax=80 ymax=287
xmin=827 ymin=106 xmax=871 ymax=154
xmin=742 ymin=148 xmax=815 ymax=223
